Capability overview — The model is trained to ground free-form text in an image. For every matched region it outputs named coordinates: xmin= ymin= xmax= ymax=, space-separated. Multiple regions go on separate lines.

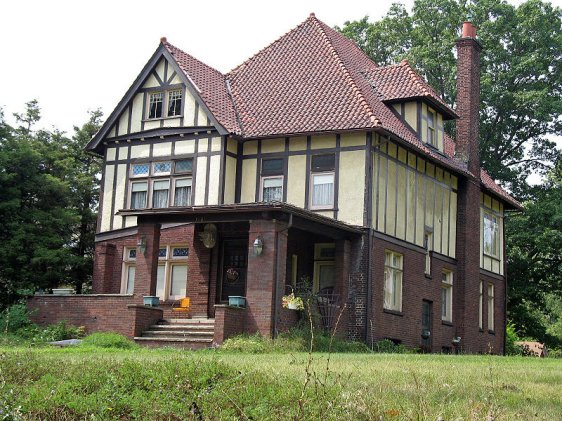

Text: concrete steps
xmin=134 ymin=318 xmax=215 ymax=349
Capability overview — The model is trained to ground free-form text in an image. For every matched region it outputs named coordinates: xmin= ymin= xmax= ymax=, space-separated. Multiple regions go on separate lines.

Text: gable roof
xmin=363 ymin=60 xmax=458 ymax=119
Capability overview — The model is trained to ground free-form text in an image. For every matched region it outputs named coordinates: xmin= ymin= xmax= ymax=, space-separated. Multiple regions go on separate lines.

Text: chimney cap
xmin=160 ymin=36 xmax=167 ymax=43
xmin=461 ymin=21 xmax=477 ymax=39
xmin=309 ymin=12 xmax=316 ymax=18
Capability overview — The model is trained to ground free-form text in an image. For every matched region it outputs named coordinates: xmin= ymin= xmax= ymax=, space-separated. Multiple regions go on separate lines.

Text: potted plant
xmin=282 ymin=293 xmax=304 ymax=310
xmin=143 ymin=296 xmax=160 ymax=307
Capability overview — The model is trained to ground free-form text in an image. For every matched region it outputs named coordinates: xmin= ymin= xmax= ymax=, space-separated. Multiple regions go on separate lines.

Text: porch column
xmin=334 ymin=239 xmax=351 ymax=336
xmin=246 ymin=219 xmax=288 ymax=337
xmin=92 ymin=242 xmax=116 ymax=293
xmin=134 ymin=222 xmax=161 ymax=298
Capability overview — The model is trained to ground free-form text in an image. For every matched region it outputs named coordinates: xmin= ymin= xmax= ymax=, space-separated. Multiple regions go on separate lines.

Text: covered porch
xmin=123 ymin=202 xmax=364 ymax=342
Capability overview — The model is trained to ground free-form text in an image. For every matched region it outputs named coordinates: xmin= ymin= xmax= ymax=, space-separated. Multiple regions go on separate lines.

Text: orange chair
xmin=172 ymin=297 xmax=191 ymax=318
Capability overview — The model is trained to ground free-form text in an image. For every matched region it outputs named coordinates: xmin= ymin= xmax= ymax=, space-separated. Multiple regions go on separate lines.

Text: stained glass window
xmin=172 ymin=247 xmax=189 ymax=258
xmin=132 ymin=163 xmax=149 ymax=177
xmin=174 ymin=159 xmax=193 ymax=173
xmin=153 ymin=162 xmax=172 ymax=175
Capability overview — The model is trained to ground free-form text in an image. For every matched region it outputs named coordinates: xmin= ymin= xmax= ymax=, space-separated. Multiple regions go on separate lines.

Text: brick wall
xmin=347 ymin=233 xmax=369 ymax=341
xmin=278 ymin=308 xmax=300 ymax=333
xmin=27 ymin=295 xmax=163 ymax=338
xmin=213 ymin=305 xmax=246 ymax=344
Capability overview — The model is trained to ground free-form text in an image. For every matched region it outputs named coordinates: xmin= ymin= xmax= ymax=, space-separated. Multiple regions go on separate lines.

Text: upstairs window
xmin=148 ymin=92 xmax=164 ymax=119
xmin=152 ymin=180 xmax=170 ymax=208
xmin=384 ymin=250 xmax=403 ymax=312
xmin=168 ymin=90 xmax=183 ymax=117
xmin=483 ymin=212 xmax=500 ymax=258
xmin=131 ymin=181 xmax=148 ymax=209
xmin=427 ymin=108 xmax=436 ymax=147
xmin=173 ymin=178 xmax=192 ymax=206
xmin=261 ymin=158 xmax=284 ymax=202
xmin=310 ymin=154 xmax=335 ymax=209
xmin=147 ymin=88 xmax=183 ymax=119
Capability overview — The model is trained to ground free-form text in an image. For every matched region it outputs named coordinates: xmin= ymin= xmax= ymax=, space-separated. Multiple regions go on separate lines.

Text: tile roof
xmin=363 ymin=61 xmax=458 ymax=119
xmin=159 ymin=15 xmax=519 ymax=209
xmin=163 ymin=41 xmax=241 ymax=134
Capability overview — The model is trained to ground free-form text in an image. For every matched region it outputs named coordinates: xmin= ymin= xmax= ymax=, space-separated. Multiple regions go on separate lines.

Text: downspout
xmin=364 ymin=132 xmax=374 ymax=344
xmin=272 ymin=213 xmax=293 ymax=338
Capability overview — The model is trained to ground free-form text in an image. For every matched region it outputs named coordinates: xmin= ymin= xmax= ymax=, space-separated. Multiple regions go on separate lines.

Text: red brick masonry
xmin=28 ymin=295 xmax=163 ymax=339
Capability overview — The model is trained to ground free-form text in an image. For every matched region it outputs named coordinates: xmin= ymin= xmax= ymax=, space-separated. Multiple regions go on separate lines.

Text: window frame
xmin=441 ymin=270 xmax=453 ymax=322
xmin=479 ymin=281 xmax=483 ymax=330
xmin=483 ymin=211 xmax=500 ymax=259
xmin=172 ymin=177 xmax=193 ymax=207
xmin=260 ymin=175 xmax=284 ymax=202
xmin=146 ymin=88 xmax=184 ymax=120
xmin=427 ymin=107 xmax=436 ymax=147
xmin=120 ymin=247 xmax=137 ymax=295
xmin=488 ymin=283 xmax=495 ymax=332
xmin=383 ymin=250 xmax=403 ymax=312
xmin=309 ymin=171 xmax=335 ymax=210
xmin=130 ymin=180 xmax=149 ymax=209
xmin=151 ymin=178 xmax=171 ymax=208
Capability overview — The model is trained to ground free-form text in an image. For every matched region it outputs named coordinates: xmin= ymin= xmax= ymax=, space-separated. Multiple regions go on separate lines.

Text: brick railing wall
xmin=213 ymin=305 xmax=246 ymax=345
xmin=27 ymin=295 xmax=163 ymax=338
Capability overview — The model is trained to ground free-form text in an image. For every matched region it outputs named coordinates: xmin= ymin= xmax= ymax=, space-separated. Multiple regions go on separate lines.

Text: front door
xmin=421 ymin=300 xmax=433 ymax=352
xmin=220 ymin=239 xmax=248 ymax=302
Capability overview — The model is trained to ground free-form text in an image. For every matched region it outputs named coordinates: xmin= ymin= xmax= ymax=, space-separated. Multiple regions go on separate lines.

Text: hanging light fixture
xmin=253 ymin=236 xmax=263 ymax=256
xmin=137 ymin=235 xmax=147 ymax=255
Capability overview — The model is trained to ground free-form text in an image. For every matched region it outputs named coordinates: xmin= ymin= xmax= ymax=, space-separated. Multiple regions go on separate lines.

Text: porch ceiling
xmin=118 ymin=202 xmax=365 ymax=239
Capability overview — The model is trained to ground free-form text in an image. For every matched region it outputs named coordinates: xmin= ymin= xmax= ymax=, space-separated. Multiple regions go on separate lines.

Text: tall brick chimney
xmin=454 ymin=21 xmax=487 ymax=353
xmin=455 ymin=21 xmax=482 ymax=175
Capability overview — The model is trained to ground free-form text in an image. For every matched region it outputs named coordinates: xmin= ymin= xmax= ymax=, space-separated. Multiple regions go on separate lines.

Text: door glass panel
xmin=170 ymin=264 xmax=187 ymax=299
xmin=318 ymin=264 xmax=335 ymax=291
xmin=126 ymin=266 xmax=135 ymax=294
xmin=156 ymin=265 xmax=165 ymax=299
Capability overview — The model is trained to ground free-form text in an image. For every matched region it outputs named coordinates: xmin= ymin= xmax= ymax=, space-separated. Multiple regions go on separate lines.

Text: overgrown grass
xmin=0 ymin=342 xmax=560 ymax=419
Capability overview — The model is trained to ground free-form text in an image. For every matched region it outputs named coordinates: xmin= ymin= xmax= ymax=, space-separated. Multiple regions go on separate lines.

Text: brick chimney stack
xmin=455 ymin=21 xmax=482 ymax=176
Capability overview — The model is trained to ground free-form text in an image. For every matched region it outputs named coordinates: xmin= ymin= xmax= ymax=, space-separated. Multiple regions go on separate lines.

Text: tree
xmin=506 ymin=162 xmax=562 ymax=346
xmin=338 ymin=0 xmax=562 ymax=195
xmin=0 ymin=103 xmax=103 ymax=305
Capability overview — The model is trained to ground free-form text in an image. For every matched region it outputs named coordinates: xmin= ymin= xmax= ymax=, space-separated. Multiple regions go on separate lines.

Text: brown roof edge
xmin=118 ymin=202 xmax=365 ymax=235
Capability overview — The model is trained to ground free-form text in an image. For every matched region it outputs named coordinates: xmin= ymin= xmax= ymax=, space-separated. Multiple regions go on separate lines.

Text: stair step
xmin=134 ymin=337 xmax=213 ymax=343
xmin=161 ymin=318 xmax=215 ymax=325
xmin=143 ymin=330 xmax=214 ymax=337
xmin=150 ymin=324 xmax=214 ymax=330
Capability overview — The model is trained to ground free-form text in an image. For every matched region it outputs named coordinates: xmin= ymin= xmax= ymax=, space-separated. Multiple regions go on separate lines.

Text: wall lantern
xmin=253 ymin=236 xmax=264 ymax=256
xmin=452 ymin=336 xmax=461 ymax=345
xmin=199 ymin=224 xmax=217 ymax=249
xmin=137 ymin=235 xmax=147 ymax=256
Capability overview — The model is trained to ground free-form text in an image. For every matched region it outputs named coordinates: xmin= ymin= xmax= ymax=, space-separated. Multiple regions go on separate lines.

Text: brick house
xmin=29 ymin=14 xmax=520 ymax=353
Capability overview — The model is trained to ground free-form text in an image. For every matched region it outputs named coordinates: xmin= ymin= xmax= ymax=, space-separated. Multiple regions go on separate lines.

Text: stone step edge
xmin=134 ymin=337 xmax=213 ymax=343
xmin=143 ymin=331 xmax=214 ymax=336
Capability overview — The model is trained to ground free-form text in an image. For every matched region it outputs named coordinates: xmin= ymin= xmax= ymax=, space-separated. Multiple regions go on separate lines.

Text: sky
xmin=1 ymin=1 xmax=560 ymax=149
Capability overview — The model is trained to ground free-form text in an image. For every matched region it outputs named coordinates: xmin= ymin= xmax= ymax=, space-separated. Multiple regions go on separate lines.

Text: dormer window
xmin=427 ymin=108 xmax=436 ymax=147
xmin=168 ymin=90 xmax=183 ymax=117
xmin=147 ymin=89 xmax=183 ymax=119
xmin=148 ymin=92 xmax=164 ymax=119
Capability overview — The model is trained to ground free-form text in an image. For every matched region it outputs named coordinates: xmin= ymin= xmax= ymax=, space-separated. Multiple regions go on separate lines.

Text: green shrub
xmin=0 ymin=303 xmax=32 ymax=333
xmin=546 ymin=347 xmax=562 ymax=358
xmin=372 ymin=339 xmax=414 ymax=354
xmin=81 ymin=332 xmax=139 ymax=349
xmin=505 ymin=322 xmax=526 ymax=356
xmin=15 ymin=321 xmax=85 ymax=343
xmin=220 ymin=333 xmax=270 ymax=353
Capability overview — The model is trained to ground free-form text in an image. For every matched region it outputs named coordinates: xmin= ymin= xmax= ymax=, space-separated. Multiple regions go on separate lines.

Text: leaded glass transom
xmin=172 ymin=247 xmax=189 ymax=258
xmin=153 ymin=162 xmax=172 ymax=175
xmin=132 ymin=163 xmax=149 ymax=177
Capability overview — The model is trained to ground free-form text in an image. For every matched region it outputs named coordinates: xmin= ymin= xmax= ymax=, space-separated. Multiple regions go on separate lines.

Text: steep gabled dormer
xmin=363 ymin=60 xmax=458 ymax=154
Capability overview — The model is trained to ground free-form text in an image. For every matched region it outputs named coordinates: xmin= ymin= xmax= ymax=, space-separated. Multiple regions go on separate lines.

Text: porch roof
xmin=118 ymin=202 xmax=365 ymax=239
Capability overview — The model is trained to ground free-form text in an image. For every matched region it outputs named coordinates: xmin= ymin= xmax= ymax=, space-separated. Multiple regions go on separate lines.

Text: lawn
xmin=1 ymin=343 xmax=561 ymax=420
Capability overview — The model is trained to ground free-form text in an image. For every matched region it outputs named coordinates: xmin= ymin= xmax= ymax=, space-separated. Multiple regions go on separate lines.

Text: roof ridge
xmin=310 ymin=17 xmax=381 ymax=126
xmin=227 ymin=18 xmax=312 ymax=77
xmin=163 ymin=41 xmax=225 ymax=77
xmin=401 ymin=60 xmax=436 ymax=98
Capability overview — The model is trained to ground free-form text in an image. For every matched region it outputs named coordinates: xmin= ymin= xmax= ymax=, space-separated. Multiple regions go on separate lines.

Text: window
xmin=131 ymin=181 xmax=148 ymax=209
xmin=313 ymin=244 xmax=336 ymax=293
xmin=262 ymin=177 xmax=283 ymax=202
xmin=151 ymin=245 xmax=189 ymax=301
xmin=128 ymin=159 xmax=193 ymax=209
xmin=167 ymin=90 xmax=183 ymax=117
xmin=173 ymin=178 xmax=192 ymax=206
xmin=424 ymin=230 xmax=433 ymax=276
xmin=152 ymin=180 xmax=170 ymax=208
xmin=384 ymin=251 xmax=403 ymax=311
xmin=479 ymin=281 xmax=483 ymax=329
xmin=441 ymin=271 xmax=453 ymax=322
xmin=488 ymin=283 xmax=495 ymax=331
xmin=483 ymin=212 xmax=499 ymax=258
xmin=148 ymin=89 xmax=183 ymax=119
xmin=261 ymin=158 xmax=284 ymax=202
xmin=310 ymin=154 xmax=335 ymax=209
xmin=121 ymin=247 xmax=137 ymax=294
xmin=148 ymin=92 xmax=164 ymax=119
xmin=427 ymin=109 xmax=436 ymax=147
